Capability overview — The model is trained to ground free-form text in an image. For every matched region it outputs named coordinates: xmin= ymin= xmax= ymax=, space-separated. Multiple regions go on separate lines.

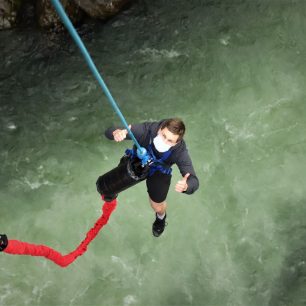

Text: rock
xmin=0 ymin=0 xmax=22 ymax=29
xmin=75 ymin=0 xmax=132 ymax=20
xmin=36 ymin=0 xmax=84 ymax=29
xmin=0 ymin=0 xmax=133 ymax=30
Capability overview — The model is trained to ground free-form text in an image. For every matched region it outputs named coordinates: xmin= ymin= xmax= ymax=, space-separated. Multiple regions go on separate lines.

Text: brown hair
xmin=160 ymin=118 xmax=186 ymax=142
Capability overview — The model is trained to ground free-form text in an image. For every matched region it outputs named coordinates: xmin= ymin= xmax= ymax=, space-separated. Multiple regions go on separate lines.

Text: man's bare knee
xmin=149 ymin=198 xmax=167 ymax=214
xmin=155 ymin=205 xmax=165 ymax=214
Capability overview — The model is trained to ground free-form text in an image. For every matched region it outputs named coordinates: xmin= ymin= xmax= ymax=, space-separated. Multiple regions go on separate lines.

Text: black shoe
xmin=0 ymin=234 xmax=8 ymax=252
xmin=152 ymin=214 xmax=167 ymax=237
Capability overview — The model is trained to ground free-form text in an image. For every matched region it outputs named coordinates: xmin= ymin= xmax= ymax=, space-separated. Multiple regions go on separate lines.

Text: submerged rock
xmin=36 ymin=0 xmax=83 ymax=29
xmin=0 ymin=0 xmax=22 ymax=29
xmin=0 ymin=0 xmax=133 ymax=30
xmin=75 ymin=0 xmax=132 ymax=19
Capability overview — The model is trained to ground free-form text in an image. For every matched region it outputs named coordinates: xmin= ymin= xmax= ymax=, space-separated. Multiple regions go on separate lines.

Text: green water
xmin=1 ymin=1 xmax=306 ymax=305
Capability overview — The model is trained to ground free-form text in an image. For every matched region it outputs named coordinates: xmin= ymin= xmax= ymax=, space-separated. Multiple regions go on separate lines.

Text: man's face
xmin=158 ymin=127 xmax=180 ymax=146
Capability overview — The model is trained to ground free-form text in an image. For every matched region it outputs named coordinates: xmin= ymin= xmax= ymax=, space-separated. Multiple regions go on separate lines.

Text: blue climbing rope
xmin=51 ymin=0 xmax=149 ymax=162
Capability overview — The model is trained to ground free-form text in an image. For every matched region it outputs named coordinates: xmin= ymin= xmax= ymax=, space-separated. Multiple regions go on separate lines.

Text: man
xmin=104 ymin=118 xmax=199 ymax=237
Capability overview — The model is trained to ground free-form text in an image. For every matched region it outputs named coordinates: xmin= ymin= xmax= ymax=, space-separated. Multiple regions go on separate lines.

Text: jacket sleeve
xmin=176 ymin=149 xmax=199 ymax=195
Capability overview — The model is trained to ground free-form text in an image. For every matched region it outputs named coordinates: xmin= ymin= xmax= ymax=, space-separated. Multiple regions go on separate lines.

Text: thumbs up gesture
xmin=175 ymin=173 xmax=190 ymax=193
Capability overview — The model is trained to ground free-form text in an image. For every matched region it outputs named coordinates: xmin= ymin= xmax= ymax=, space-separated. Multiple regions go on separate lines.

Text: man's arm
xmin=175 ymin=149 xmax=199 ymax=195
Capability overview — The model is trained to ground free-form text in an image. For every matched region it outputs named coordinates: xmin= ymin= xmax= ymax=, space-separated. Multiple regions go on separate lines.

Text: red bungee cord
xmin=2 ymin=197 xmax=117 ymax=268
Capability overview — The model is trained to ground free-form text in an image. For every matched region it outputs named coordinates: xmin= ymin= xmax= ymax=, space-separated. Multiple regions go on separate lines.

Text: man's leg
xmin=146 ymin=172 xmax=171 ymax=237
xmin=149 ymin=198 xmax=167 ymax=217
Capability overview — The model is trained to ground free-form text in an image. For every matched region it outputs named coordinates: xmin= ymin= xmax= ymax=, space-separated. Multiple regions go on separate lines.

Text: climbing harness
xmin=147 ymin=144 xmax=172 ymax=176
xmin=125 ymin=140 xmax=173 ymax=177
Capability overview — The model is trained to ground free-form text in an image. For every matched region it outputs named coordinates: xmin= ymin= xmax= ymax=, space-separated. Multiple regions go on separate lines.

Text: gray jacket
xmin=105 ymin=120 xmax=199 ymax=195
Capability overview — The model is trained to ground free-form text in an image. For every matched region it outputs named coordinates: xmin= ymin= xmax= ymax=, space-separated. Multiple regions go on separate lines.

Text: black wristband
xmin=0 ymin=234 xmax=8 ymax=252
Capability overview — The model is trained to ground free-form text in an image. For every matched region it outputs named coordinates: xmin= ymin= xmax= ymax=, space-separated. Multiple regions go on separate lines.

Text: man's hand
xmin=112 ymin=125 xmax=131 ymax=142
xmin=175 ymin=173 xmax=190 ymax=193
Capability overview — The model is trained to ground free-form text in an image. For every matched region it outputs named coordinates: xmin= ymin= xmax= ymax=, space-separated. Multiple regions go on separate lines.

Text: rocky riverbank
xmin=0 ymin=0 xmax=133 ymax=30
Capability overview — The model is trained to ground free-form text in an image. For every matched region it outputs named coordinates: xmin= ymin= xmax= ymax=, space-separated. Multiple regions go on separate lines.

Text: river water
xmin=1 ymin=1 xmax=306 ymax=305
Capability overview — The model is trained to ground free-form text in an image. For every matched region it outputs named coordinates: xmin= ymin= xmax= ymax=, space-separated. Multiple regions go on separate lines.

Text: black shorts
xmin=146 ymin=171 xmax=171 ymax=203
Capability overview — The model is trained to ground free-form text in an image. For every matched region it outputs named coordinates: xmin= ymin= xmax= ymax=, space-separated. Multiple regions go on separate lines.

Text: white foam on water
xmin=69 ymin=285 xmax=90 ymax=306
xmin=224 ymin=121 xmax=255 ymax=141
xmin=111 ymin=255 xmax=133 ymax=273
xmin=111 ymin=256 xmax=143 ymax=286
xmin=0 ymin=284 xmax=12 ymax=304
xmin=136 ymin=48 xmax=182 ymax=59
xmin=182 ymin=285 xmax=193 ymax=304
xmin=6 ymin=122 xmax=17 ymax=130
xmin=219 ymin=35 xmax=231 ymax=46
xmin=23 ymin=177 xmax=54 ymax=190
xmin=32 ymin=281 xmax=53 ymax=305
xmin=123 ymin=295 xmax=137 ymax=306
xmin=248 ymin=97 xmax=291 ymax=118
xmin=83 ymin=81 xmax=97 ymax=95
xmin=260 ymin=122 xmax=298 ymax=138
xmin=68 ymin=116 xmax=78 ymax=122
